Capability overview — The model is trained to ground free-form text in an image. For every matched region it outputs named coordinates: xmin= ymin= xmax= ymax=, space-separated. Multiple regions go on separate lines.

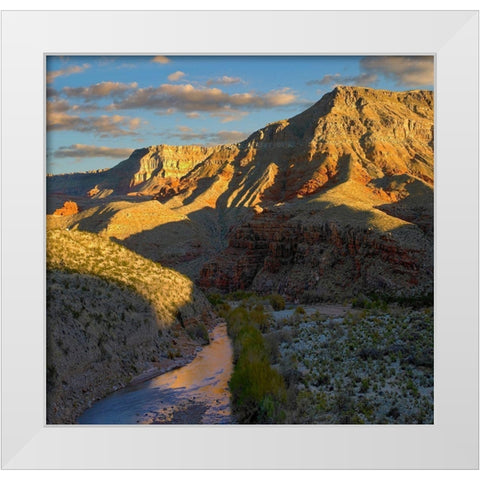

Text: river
xmin=77 ymin=323 xmax=234 ymax=424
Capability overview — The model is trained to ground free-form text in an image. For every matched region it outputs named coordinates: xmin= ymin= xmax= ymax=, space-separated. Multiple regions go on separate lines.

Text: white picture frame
xmin=1 ymin=10 xmax=478 ymax=469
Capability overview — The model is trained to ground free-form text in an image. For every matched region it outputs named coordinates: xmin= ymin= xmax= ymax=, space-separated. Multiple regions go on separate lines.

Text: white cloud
xmin=111 ymin=83 xmax=298 ymax=114
xmin=206 ymin=75 xmax=244 ymax=86
xmin=210 ymin=107 xmax=248 ymax=123
xmin=46 ymin=64 xmax=90 ymax=84
xmin=360 ymin=56 xmax=433 ymax=86
xmin=152 ymin=56 xmax=171 ymax=64
xmin=167 ymin=71 xmax=186 ymax=82
xmin=307 ymin=56 xmax=433 ymax=89
xmin=168 ymin=128 xmax=247 ymax=145
xmin=53 ymin=144 xmax=134 ymax=159
xmin=307 ymin=72 xmax=378 ymax=87
xmin=47 ymin=107 xmax=141 ymax=137
xmin=63 ymin=81 xmax=138 ymax=99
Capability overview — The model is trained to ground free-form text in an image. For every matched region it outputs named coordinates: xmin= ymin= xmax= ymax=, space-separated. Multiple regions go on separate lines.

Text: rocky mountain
xmin=47 ymin=86 xmax=434 ymax=300
xmin=157 ymin=87 xmax=433 ymax=209
xmin=47 ymin=144 xmax=238 ymax=201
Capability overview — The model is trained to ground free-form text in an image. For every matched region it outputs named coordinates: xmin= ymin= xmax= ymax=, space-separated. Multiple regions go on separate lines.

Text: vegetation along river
xmin=78 ymin=323 xmax=233 ymax=424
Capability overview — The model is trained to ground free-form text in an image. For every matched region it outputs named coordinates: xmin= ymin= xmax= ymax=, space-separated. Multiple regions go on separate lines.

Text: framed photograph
xmin=2 ymin=10 xmax=478 ymax=469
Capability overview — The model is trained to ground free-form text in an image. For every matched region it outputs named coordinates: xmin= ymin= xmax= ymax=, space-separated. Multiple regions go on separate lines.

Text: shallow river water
xmin=78 ymin=323 xmax=233 ymax=424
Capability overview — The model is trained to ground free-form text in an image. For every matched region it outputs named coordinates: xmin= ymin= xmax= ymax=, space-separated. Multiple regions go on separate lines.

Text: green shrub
xmin=230 ymin=353 xmax=286 ymax=423
xmin=264 ymin=332 xmax=281 ymax=364
xmin=207 ymin=293 xmax=224 ymax=306
xmin=227 ymin=290 xmax=255 ymax=301
xmin=215 ymin=302 xmax=231 ymax=318
xmin=227 ymin=306 xmax=286 ymax=423
xmin=186 ymin=322 xmax=210 ymax=345
xmin=352 ymin=295 xmax=372 ymax=309
xmin=268 ymin=294 xmax=285 ymax=311
xmin=249 ymin=307 xmax=269 ymax=333
xmin=359 ymin=378 xmax=370 ymax=393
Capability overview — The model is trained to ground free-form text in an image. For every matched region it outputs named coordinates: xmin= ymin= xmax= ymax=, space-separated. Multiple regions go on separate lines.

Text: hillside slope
xmin=46 ymin=200 xmax=223 ymax=280
xmin=47 ymin=230 xmax=215 ymax=423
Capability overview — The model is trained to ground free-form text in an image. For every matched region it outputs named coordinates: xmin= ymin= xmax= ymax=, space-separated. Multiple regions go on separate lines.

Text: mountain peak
xmin=48 ymin=85 xmax=433 ymax=204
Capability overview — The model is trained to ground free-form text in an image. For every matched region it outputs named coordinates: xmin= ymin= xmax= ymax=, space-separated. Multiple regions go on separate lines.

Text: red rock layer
xmin=199 ymin=211 xmax=432 ymax=300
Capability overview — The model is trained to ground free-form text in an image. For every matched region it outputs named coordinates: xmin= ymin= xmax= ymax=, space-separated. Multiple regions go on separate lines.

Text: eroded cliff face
xmin=124 ymin=145 xmax=237 ymax=192
xmin=47 ymin=144 xmax=239 ymax=201
xmin=199 ymin=209 xmax=432 ymax=300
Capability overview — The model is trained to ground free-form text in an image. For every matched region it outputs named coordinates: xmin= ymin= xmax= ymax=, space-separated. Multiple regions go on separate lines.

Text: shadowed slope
xmin=47 ymin=229 xmax=211 ymax=327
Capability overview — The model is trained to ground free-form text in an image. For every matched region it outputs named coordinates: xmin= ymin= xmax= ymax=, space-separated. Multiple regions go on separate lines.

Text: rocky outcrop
xmin=47 ymin=144 xmax=239 ymax=199
xmin=199 ymin=209 xmax=432 ymax=301
xmin=53 ymin=200 xmax=79 ymax=216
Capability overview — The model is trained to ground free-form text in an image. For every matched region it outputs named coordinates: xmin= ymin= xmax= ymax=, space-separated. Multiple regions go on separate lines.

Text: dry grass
xmin=46 ymin=200 xmax=186 ymax=238
xmin=47 ymin=229 xmax=202 ymax=328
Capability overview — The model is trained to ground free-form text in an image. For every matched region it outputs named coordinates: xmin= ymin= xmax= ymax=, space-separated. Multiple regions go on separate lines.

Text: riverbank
xmin=58 ymin=315 xmax=221 ymax=424
xmin=211 ymin=293 xmax=433 ymax=424
xmin=125 ymin=316 xmax=221 ymax=387
xmin=78 ymin=323 xmax=233 ymax=424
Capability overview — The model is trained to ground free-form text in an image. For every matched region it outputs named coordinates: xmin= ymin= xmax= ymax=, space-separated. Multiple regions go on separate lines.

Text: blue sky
xmin=46 ymin=55 xmax=433 ymax=174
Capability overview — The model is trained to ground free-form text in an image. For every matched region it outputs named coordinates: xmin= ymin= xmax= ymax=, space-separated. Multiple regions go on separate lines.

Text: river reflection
xmin=78 ymin=323 xmax=233 ymax=424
